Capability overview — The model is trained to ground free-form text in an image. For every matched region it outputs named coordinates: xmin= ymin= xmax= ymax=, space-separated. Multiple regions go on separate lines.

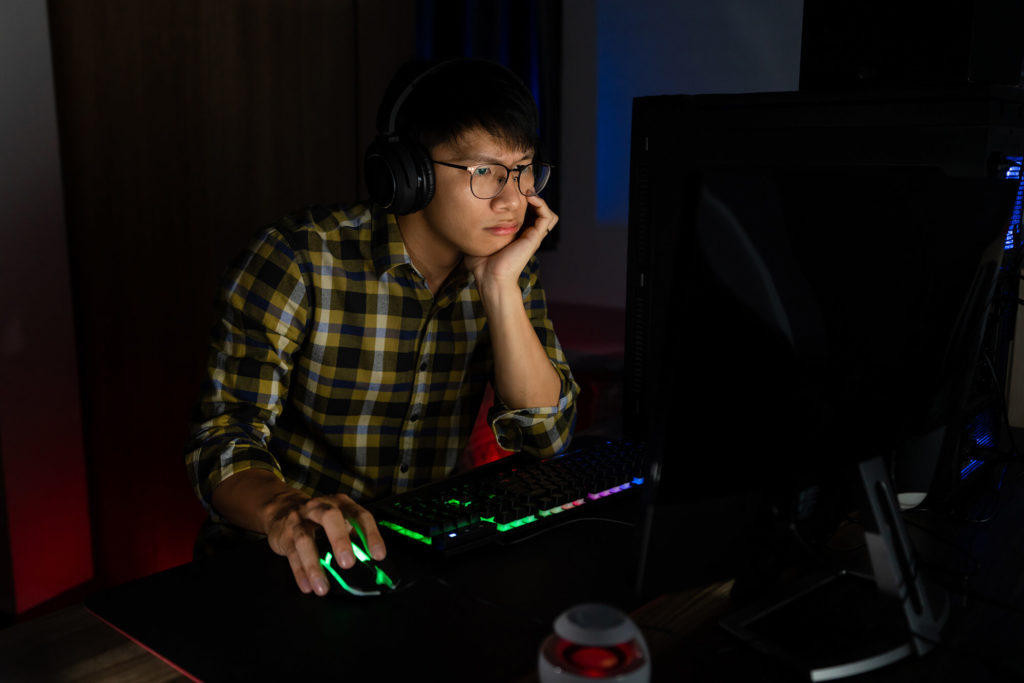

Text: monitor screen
xmin=625 ymin=86 xmax=1024 ymax=601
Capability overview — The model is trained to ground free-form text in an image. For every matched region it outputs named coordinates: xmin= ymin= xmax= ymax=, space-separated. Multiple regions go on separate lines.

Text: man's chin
xmin=467 ymin=238 xmax=515 ymax=258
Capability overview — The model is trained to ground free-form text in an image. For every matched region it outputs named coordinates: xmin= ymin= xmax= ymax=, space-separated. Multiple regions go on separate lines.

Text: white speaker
xmin=538 ymin=603 xmax=651 ymax=682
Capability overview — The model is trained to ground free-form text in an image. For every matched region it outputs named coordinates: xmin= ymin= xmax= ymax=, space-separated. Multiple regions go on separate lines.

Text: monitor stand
xmin=720 ymin=456 xmax=949 ymax=681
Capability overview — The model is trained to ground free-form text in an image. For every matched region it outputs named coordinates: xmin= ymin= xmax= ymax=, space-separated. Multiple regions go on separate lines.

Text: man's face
xmin=419 ymin=127 xmax=532 ymax=259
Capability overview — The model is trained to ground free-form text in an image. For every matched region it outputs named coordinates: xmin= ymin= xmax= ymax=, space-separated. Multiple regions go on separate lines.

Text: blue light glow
xmin=1004 ymin=157 xmax=1023 ymax=251
xmin=961 ymin=459 xmax=983 ymax=478
xmin=961 ymin=411 xmax=998 ymax=480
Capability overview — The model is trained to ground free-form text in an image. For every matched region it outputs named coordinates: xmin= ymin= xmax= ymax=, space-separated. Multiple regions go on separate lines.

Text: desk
xmin=0 ymin=602 xmax=190 ymax=682
xmin=83 ymin=497 xmax=652 ymax=682
xmin=11 ymin=460 xmax=1024 ymax=682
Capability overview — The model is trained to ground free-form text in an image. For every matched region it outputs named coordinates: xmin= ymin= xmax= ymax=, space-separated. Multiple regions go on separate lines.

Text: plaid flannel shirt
xmin=186 ymin=202 xmax=578 ymax=509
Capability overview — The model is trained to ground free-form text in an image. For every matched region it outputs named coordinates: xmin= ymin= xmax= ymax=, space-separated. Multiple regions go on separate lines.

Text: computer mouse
xmin=317 ymin=534 xmax=402 ymax=597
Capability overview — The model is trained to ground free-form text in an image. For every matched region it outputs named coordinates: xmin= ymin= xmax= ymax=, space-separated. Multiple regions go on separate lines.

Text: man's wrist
xmin=212 ymin=468 xmax=305 ymax=536
xmin=257 ymin=487 xmax=311 ymax=536
xmin=476 ymin=277 xmax=523 ymax=316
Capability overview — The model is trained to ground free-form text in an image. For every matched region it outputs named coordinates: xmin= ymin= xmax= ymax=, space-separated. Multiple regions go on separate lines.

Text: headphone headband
xmin=365 ymin=60 xmax=458 ymax=214
xmin=379 ymin=59 xmax=455 ymax=137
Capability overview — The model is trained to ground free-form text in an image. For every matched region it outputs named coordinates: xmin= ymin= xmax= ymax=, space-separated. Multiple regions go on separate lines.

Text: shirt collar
xmin=369 ymin=205 xmax=474 ymax=300
xmin=371 ymin=207 xmax=412 ymax=278
xmin=436 ymin=262 xmax=473 ymax=305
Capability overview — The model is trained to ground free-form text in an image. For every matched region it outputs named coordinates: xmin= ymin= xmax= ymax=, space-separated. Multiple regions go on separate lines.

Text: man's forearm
xmin=210 ymin=468 xmax=308 ymax=535
xmin=482 ymin=283 xmax=561 ymax=409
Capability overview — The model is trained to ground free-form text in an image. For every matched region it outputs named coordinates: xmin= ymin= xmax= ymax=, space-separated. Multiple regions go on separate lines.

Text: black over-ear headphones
xmin=364 ymin=60 xmax=451 ymax=215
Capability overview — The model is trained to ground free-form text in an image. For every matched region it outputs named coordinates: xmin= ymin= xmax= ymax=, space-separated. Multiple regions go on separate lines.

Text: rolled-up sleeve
xmin=185 ymin=227 xmax=310 ymax=509
xmin=487 ymin=257 xmax=580 ymax=457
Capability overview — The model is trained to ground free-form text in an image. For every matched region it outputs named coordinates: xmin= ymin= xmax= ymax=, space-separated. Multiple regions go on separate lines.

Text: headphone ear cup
xmin=364 ymin=137 xmax=435 ymax=215
xmin=364 ymin=137 xmax=401 ymax=210
xmin=411 ymin=140 xmax=435 ymax=211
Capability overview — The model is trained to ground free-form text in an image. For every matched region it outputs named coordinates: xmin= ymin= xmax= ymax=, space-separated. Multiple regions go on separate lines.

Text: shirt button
xmin=419 ymin=360 xmax=428 ymax=371
xmin=400 ymin=464 xmax=410 ymax=473
xmin=410 ymin=412 xmax=420 ymax=422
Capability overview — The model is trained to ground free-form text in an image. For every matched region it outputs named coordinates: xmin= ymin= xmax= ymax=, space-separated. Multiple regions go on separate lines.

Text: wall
xmin=0 ymin=0 xmax=92 ymax=613
xmin=544 ymin=0 xmax=805 ymax=309
xmin=39 ymin=0 xmax=414 ymax=597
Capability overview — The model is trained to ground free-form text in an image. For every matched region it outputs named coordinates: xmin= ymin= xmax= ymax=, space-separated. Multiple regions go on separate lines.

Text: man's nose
xmin=492 ymin=174 xmax=524 ymax=208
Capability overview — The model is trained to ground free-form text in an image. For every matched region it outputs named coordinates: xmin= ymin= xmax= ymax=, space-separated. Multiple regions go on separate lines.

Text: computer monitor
xmin=625 ymin=85 xmax=1024 ymax=678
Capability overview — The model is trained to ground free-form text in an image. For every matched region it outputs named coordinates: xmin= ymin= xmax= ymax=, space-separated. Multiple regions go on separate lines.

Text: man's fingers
xmin=268 ymin=508 xmax=331 ymax=595
xmin=269 ymin=494 xmax=386 ymax=595
xmin=347 ymin=507 xmax=387 ymax=561
xmin=285 ymin=551 xmax=314 ymax=594
xmin=319 ymin=512 xmax=357 ymax=569
xmin=527 ymin=195 xmax=558 ymax=236
xmin=303 ymin=496 xmax=378 ymax=567
xmin=292 ymin=525 xmax=330 ymax=596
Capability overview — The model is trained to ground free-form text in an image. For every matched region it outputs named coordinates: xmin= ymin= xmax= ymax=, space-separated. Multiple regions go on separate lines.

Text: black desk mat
xmin=85 ymin=502 xmax=645 ymax=682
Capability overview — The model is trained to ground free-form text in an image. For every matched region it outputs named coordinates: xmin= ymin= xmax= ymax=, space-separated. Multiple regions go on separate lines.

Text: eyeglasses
xmin=432 ymin=160 xmax=553 ymax=199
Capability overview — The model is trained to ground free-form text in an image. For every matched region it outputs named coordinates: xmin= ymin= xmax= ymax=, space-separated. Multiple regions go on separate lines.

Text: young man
xmin=185 ymin=58 xmax=579 ymax=597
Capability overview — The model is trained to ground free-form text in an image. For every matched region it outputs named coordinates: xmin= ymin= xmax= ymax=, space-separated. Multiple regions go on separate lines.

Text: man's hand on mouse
xmin=262 ymin=490 xmax=387 ymax=597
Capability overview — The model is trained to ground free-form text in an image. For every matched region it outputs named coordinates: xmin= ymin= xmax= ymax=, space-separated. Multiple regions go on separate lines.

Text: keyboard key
xmin=373 ymin=439 xmax=646 ymax=553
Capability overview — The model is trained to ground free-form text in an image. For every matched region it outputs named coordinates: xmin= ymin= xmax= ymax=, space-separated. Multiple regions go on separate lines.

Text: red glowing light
xmin=541 ymin=636 xmax=645 ymax=679
xmin=568 ymin=645 xmax=622 ymax=671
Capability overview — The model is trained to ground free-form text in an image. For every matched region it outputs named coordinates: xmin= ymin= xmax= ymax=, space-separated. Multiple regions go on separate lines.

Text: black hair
xmin=381 ymin=58 xmax=540 ymax=155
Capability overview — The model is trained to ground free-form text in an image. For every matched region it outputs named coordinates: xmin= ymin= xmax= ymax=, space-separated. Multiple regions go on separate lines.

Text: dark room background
xmin=0 ymin=0 xmax=803 ymax=616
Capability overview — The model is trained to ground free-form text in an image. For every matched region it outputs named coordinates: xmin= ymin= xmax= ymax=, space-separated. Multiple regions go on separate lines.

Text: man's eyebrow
xmin=460 ymin=151 xmax=534 ymax=165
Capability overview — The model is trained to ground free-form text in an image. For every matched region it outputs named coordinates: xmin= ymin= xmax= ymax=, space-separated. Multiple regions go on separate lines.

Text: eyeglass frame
xmin=431 ymin=159 xmax=553 ymax=199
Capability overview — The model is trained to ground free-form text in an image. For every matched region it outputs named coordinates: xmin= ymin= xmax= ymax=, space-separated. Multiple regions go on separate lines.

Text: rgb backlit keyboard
xmin=371 ymin=439 xmax=647 ymax=554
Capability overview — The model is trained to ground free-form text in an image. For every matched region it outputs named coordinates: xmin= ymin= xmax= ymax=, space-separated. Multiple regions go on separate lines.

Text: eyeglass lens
xmin=471 ymin=164 xmax=550 ymax=199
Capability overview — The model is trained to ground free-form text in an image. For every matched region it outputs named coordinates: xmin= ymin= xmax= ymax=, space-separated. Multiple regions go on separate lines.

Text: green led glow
xmin=380 ymin=520 xmax=433 ymax=545
xmin=480 ymin=516 xmax=496 ymax=524
xmin=351 ymin=543 xmax=371 ymax=564
xmin=497 ymin=515 xmax=537 ymax=532
xmin=374 ymin=565 xmax=396 ymax=588
xmin=320 ymin=553 xmax=357 ymax=593
xmin=320 ymin=552 xmax=396 ymax=592
xmin=445 ymin=498 xmax=472 ymax=507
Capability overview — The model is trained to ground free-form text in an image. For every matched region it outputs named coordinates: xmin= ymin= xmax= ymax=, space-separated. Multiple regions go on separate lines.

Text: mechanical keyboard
xmin=371 ymin=438 xmax=647 ymax=555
